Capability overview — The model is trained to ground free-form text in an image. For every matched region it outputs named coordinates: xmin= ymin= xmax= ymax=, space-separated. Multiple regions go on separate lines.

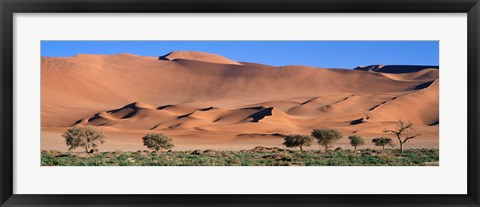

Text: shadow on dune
xmin=157 ymin=105 xmax=173 ymax=110
xmin=158 ymin=52 xmax=172 ymax=60
xmin=350 ymin=118 xmax=364 ymax=125
xmin=413 ymin=80 xmax=435 ymax=90
xmin=177 ymin=112 xmax=194 ymax=119
xmin=249 ymin=107 xmax=274 ymax=122
xmin=200 ymin=106 xmax=215 ymax=111
xmin=354 ymin=65 xmax=439 ymax=74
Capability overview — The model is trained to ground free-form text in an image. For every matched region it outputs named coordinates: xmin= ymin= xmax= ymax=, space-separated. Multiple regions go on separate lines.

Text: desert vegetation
xmin=311 ymin=129 xmax=343 ymax=152
xmin=383 ymin=120 xmax=421 ymax=153
xmin=62 ymin=126 xmax=105 ymax=153
xmin=372 ymin=137 xmax=394 ymax=150
xmin=142 ymin=133 xmax=174 ymax=152
xmin=48 ymin=121 xmax=439 ymax=166
xmin=41 ymin=147 xmax=439 ymax=166
xmin=282 ymin=134 xmax=313 ymax=151
xmin=348 ymin=135 xmax=365 ymax=151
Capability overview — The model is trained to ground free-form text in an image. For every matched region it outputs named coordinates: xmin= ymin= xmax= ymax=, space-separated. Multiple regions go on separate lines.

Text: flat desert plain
xmin=41 ymin=51 xmax=439 ymax=151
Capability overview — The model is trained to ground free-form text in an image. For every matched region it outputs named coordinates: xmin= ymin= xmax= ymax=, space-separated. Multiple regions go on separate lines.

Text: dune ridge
xmin=158 ymin=51 xmax=241 ymax=65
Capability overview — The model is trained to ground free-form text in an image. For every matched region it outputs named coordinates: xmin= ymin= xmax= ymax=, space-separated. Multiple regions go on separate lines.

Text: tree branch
xmin=402 ymin=134 xmax=421 ymax=143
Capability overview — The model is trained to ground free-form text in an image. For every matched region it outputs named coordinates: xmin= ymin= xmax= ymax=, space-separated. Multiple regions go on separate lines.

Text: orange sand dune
xmin=159 ymin=51 xmax=241 ymax=65
xmin=41 ymin=51 xmax=439 ymax=151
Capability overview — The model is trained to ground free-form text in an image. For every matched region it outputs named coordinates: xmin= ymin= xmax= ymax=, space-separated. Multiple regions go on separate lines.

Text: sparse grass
xmin=41 ymin=147 xmax=439 ymax=166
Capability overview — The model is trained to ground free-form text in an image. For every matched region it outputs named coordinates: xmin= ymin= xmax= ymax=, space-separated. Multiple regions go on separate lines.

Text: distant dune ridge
xmin=41 ymin=51 xmax=439 ymax=151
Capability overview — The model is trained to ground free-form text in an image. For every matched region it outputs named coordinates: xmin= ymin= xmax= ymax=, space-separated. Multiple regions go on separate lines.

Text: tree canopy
xmin=62 ymin=126 xmax=106 ymax=153
xmin=283 ymin=134 xmax=313 ymax=151
xmin=142 ymin=133 xmax=174 ymax=151
xmin=311 ymin=128 xmax=343 ymax=152
xmin=348 ymin=135 xmax=365 ymax=150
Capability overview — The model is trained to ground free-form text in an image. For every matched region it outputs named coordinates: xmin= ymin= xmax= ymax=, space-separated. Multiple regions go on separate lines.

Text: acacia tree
xmin=283 ymin=134 xmax=313 ymax=151
xmin=311 ymin=128 xmax=343 ymax=152
xmin=383 ymin=120 xmax=421 ymax=153
xmin=372 ymin=137 xmax=393 ymax=150
xmin=62 ymin=126 xmax=106 ymax=153
xmin=142 ymin=133 xmax=174 ymax=152
xmin=348 ymin=135 xmax=365 ymax=151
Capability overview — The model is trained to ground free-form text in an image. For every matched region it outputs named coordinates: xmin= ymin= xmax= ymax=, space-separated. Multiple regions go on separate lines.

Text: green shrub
xmin=283 ymin=134 xmax=313 ymax=151
xmin=311 ymin=128 xmax=343 ymax=152
xmin=348 ymin=135 xmax=365 ymax=151
xmin=41 ymin=148 xmax=439 ymax=166
xmin=62 ymin=126 xmax=105 ymax=153
xmin=142 ymin=133 xmax=174 ymax=152
xmin=372 ymin=137 xmax=393 ymax=150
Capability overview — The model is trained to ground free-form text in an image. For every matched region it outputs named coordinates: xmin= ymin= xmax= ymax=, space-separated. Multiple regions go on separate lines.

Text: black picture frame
xmin=1 ymin=0 xmax=479 ymax=206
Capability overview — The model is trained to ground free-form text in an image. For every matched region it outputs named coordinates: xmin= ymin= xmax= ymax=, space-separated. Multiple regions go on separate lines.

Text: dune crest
xmin=158 ymin=51 xmax=241 ymax=65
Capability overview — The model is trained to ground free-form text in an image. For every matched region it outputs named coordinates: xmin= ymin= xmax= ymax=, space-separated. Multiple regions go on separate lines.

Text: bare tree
xmin=383 ymin=120 xmax=420 ymax=153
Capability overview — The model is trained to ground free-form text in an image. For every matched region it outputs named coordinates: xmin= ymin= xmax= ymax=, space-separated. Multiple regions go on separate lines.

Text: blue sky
xmin=41 ymin=41 xmax=439 ymax=69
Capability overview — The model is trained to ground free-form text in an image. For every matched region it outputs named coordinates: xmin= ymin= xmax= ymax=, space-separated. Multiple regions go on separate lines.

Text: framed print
xmin=1 ymin=0 xmax=479 ymax=206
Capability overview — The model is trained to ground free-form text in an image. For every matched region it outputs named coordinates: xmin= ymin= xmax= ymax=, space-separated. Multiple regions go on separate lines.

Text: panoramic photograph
xmin=41 ymin=41 xmax=439 ymax=166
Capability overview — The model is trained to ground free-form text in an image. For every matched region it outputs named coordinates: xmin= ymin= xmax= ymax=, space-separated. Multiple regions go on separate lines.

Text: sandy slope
xmin=159 ymin=51 xmax=241 ymax=65
xmin=41 ymin=51 xmax=439 ymax=151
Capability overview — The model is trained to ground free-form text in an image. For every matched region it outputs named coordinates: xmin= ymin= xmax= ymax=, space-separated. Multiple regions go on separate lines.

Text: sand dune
xmin=159 ymin=51 xmax=241 ymax=65
xmin=42 ymin=51 xmax=439 ymax=151
xmin=377 ymin=68 xmax=439 ymax=81
xmin=367 ymin=79 xmax=439 ymax=125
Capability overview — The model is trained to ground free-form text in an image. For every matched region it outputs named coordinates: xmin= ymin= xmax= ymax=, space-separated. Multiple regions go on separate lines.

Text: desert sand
xmin=41 ymin=51 xmax=439 ymax=151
